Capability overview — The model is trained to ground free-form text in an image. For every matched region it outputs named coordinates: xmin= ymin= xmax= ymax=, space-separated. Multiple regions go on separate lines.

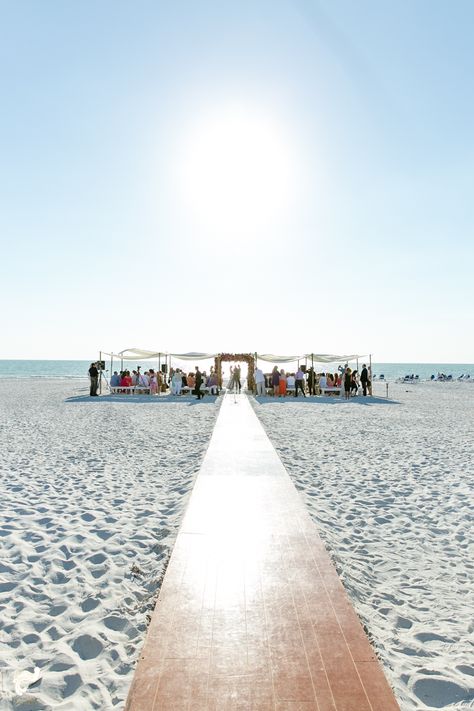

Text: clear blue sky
xmin=1 ymin=1 xmax=473 ymax=361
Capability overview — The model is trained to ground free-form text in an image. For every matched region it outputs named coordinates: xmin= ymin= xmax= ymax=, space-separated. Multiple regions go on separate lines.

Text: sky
xmin=1 ymin=0 xmax=473 ymax=361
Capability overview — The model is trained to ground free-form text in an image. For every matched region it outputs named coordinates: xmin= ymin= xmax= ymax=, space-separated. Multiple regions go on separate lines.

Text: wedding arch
xmin=215 ymin=353 xmax=255 ymax=390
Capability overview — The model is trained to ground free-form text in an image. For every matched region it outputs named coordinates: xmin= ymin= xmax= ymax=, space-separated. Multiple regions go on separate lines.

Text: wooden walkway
xmin=125 ymin=394 xmax=400 ymax=711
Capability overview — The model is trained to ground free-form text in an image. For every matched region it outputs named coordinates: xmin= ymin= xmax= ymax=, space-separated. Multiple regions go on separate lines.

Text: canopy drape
xmin=257 ymin=353 xmax=366 ymax=364
xmin=169 ymin=352 xmax=217 ymax=360
xmin=102 ymin=349 xmax=367 ymax=364
xmin=304 ymin=354 xmax=365 ymax=364
xmin=256 ymin=354 xmax=302 ymax=363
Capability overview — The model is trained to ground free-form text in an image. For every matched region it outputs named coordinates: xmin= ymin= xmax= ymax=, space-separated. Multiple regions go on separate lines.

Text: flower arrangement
xmin=214 ymin=353 xmax=256 ymax=389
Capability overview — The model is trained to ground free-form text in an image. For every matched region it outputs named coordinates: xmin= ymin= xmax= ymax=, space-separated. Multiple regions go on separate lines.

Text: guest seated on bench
xmin=186 ymin=372 xmax=195 ymax=394
xmin=136 ymin=370 xmax=150 ymax=393
xmin=286 ymin=374 xmax=295 ymax=392
xmin=207 ymin=371 xmax=219 ymax=395
xmin=120 ymin=371 xmax=133 ymax=393
xmin=110 ymin=371 xmax=120 ymax=387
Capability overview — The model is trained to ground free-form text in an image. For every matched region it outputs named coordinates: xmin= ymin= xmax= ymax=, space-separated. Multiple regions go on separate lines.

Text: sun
xmin=176 ymin=103 xmax=297 ymax=237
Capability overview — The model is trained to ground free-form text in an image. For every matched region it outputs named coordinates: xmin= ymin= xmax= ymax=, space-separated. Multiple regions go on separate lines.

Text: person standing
xmin=307 ymin=367 xmax=316 ymax=396
xmin=149 ymin=370 xmax=158 ymax=395
xmin=279 ymin=369 xmax=287 ymax=397
xmin=234 ymin=365 xmax=241 ymax=393
xmin=254 ymin=366 xmax=266 ymax=396
xmin=271 ymin=366 xmax=280 ymax=397
xmin=344 ymin=366 xmax=352 ymax=400
xmin=295 ymin=366 xmax=306 ymax=397
xmin=171 ymin=369 xmax=182 ymax=395
xmin=195 ymin=366 xmax=203 ymax=399
xmin=350 ymin=370 xmax=359 ymax=396
xmin=361 ymin=364 xmax=369 ymax=396
xmin=88 ymin=362 xmax=99 ymax=396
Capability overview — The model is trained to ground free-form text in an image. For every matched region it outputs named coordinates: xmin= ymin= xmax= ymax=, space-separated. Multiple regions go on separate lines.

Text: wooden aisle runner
xmin=125 ymin=394 xmax=400 ymax=711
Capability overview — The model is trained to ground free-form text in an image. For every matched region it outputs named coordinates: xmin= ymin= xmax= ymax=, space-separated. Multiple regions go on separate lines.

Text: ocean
xmin=0 ymin=360 xmax=473 ymax=381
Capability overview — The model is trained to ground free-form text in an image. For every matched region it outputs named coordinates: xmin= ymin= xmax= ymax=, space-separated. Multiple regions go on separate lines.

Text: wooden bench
xmin=319 ymin=386 xmax=342 ymax=396
xmin=178 ymin=386 xmax=211 ymax=396
xmin=110 ymin=386 xmax=151 ymax=395
xmin=265 ymin=386 xmax=297 ymax=396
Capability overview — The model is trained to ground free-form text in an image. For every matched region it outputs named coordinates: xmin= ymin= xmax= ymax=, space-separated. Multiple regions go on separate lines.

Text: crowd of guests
xmin=100 ymin=361 xmax=371 ymax=399
xmin=109 ymin=365 xmax=219 ymax=398
xmin=254 ymin=364 xmax=371 ymax=398
xmin=110 ymin=367 xmax=161 ymax=394
xmin=169 ymin=367 xmax=219 ymax=396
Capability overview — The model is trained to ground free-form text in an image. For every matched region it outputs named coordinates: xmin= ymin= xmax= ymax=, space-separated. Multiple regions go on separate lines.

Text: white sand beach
xmin=0 ymin=380 xmax=220 ymax=710
xmin=252 ymin=382 xmax=474 ymax=710
xmin=1 ymin=379 xmax=473 ymax=710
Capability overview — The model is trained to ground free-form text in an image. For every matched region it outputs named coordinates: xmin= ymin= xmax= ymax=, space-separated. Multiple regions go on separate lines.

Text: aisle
xmin=125 ymin=393 xmax=400 ymax=710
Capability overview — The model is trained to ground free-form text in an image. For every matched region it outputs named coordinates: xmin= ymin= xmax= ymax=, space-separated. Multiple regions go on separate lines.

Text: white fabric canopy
xmin=257 ymin=354 xmax=302 ymax=363
xmin=103 ymin=349 xmax=218 ymax=361
xmin=102 ymin=349 xmax=367 ymax=364
xmin=116 ymin=348 xmax=167 ymax=361
xmin=257 ymin=353 xmax=366 ymax=364
xmin=170 ymin=352 xmax=217 ymax=361
xmin=304 ymin=353 xmax=365 ymax=364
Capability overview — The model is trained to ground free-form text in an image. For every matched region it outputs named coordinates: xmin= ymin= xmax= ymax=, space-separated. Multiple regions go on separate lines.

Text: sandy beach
xmin=252 ymin=382 xmax=474 ymax=710
xmin=1 ymin=379 xmax=473 ymax=709
xmin=0 ymin=380 xmax=220 ymax=710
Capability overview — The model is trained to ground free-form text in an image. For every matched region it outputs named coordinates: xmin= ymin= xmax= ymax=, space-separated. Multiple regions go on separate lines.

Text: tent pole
xmin=99 ymin=351 xmax=102 ymax=395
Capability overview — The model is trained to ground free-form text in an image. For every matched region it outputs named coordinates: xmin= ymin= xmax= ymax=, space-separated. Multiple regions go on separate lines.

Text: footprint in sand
xmin=413 ymin=677 xmax=469 ymax=707
xmin=87 ymin=553 xmax=106 ymax=565
xmin=71 ymin=634 xmax=103 ymax=660
xmin=80 ymin=597 xmax=100 ymax=612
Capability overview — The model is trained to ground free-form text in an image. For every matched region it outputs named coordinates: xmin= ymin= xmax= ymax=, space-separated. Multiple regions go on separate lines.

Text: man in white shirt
xmin=286 ymin=373 xmax=295 ymax=389
xmin=254 ymin=367 xmax=266 ymax=396
xmin=295 ymin=367 xmax=306 ymax=397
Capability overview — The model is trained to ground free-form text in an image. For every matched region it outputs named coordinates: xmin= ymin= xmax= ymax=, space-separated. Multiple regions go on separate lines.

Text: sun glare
xmin=177 ymin=104 xmax=297 ymax=237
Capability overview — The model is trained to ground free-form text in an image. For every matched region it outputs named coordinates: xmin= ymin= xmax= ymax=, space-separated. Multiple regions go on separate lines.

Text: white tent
xmin=256 ymin=354 xmax=302 ymax=363
xmin=169 ymin=352 xmax=217 ymax=360
xmin=104 ymin=348 xmax=167 ymax=361
xmin=304 ymin=353 xmax=366 ymax=364
xmin=256 ymin=353 xmax=366 ymax=364
xmin=102 ymin=349 xmax=368 ymax=365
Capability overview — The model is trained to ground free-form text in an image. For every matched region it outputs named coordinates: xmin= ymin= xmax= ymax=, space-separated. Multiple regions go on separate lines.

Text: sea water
xmin=0 ymin=360 xmax=473 ymax=381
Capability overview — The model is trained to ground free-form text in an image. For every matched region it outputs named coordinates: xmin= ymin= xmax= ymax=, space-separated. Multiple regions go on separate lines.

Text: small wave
xmin=0 ymin=375 xmax=89 ymax=380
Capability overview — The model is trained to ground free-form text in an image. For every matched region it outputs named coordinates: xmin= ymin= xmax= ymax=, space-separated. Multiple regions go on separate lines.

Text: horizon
xmin=1 ymin=357 xmax=474 ymax=366
xmin=1 ymin=1 xmax=473 ymax=361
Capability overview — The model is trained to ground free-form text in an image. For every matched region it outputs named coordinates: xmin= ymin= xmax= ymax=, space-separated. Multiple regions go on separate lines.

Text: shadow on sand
xmin=252 ymin=395 xmax=400 ymax=406
xmin=65 ymin=394 xmax=220 ymax=406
